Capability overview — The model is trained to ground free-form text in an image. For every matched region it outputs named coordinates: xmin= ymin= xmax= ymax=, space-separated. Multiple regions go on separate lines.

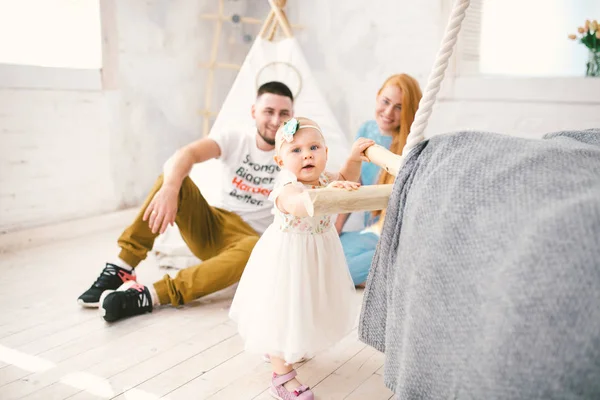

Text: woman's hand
xmin=348 ymin=138 xmax=375 ymax=163
xmin=327 ymin=181 xmax=361 ymax=190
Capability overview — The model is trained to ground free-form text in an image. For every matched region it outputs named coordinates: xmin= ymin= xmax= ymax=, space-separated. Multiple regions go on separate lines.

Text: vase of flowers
xmin=569 ymin=19 xmax=600 ymax=77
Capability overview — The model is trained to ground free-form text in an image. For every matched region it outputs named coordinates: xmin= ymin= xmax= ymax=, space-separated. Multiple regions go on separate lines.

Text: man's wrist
xmin=161 ymin=180 xmax=181 ymax=193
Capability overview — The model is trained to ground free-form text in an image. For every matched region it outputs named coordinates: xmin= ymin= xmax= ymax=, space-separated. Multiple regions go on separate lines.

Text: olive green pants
xmin=117 ymin=175 xmax=259 ymax=306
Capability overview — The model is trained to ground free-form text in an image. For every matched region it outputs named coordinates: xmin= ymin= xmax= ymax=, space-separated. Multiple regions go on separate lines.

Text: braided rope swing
xmin=306 ymin=0 xmax=472 ymax=216
xmin=402 ymin=0 xmax=471 ymax=157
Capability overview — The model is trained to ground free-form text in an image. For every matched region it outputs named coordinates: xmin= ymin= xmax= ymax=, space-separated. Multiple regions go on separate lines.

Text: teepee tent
xmin=206 ymin=2 xmax=350 ymax=174
xmin=152 ymin=1 xmax=351 ymax=268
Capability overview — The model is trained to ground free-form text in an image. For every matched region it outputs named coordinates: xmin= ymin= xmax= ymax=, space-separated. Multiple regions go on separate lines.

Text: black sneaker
xmin=99 ymin=281 xmax=153 ymax=322
xmin=77 ymin=263 xmax=136 ymax=308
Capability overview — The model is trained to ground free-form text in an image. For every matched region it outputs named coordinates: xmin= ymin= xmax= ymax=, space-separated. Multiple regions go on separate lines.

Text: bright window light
xmin=480 ymin=0 xmax=600 ymax=76
xmin=0 ymin=0 xmax=102 ymax=69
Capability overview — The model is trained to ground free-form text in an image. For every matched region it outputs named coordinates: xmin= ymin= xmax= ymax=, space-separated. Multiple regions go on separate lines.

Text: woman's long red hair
xmin=372 ymin=74 xmax=422 ymax=221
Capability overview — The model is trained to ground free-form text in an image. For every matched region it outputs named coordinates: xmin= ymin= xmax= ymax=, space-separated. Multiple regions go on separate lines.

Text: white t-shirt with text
xmin=210 ymin=127 xmax=280 ymax=234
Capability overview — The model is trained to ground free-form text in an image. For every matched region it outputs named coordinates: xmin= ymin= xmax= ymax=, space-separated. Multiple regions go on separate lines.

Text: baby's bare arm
xmin=275 ymin=184 xmax=313 ymax=217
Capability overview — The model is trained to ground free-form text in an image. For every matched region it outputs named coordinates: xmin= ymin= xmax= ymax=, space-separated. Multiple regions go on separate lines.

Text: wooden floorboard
xmin=0 ymin=212 xmax=393 ymax=399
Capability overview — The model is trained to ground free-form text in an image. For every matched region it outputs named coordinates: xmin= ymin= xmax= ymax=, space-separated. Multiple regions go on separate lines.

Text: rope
xmin=402 ymin=0 xmax=471 ymax=157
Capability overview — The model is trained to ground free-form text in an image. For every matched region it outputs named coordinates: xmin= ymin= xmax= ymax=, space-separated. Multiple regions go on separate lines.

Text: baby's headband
xmin=278 ymin=118 xmax=323 ymax=151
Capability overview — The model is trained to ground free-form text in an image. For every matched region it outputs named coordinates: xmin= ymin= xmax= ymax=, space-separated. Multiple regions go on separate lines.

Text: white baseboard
xmin=0 ymin=208 xmax=139 ymax=253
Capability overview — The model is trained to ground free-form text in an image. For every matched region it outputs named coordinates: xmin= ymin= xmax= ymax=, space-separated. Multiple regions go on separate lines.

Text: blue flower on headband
xmin=282 ymin=118 xmax=299 ymax=143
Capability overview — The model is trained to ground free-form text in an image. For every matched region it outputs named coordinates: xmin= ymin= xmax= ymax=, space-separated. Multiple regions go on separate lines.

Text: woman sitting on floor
xmin=336 ymin=73 xmax=422 ymax=286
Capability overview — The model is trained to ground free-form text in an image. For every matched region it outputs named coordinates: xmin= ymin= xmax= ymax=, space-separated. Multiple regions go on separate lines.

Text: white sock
xmin=149 ymin=285 xmax=160 ymax=306
xmin=113 ymin=257 xmax=133 ymax=272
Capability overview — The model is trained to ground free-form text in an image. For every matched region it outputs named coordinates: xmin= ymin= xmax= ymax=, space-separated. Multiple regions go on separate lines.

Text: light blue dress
xmin=340 ymin=120 xmax=393 ymax=285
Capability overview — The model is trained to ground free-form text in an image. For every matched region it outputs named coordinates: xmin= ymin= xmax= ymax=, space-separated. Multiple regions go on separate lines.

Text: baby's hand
xmin=327 ymin=181 xmax=361 ymax=191
xmin=349 ymin=138 xmax=375 ymax=163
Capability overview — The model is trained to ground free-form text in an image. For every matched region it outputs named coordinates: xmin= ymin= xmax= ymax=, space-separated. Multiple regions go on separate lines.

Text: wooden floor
xmin=0 ymin=212 xmax=394 ymax=400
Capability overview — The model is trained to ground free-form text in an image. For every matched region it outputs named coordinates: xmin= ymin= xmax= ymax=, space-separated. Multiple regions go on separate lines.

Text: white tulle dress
xmin=229 ymin=169 xmax=358 ymax=363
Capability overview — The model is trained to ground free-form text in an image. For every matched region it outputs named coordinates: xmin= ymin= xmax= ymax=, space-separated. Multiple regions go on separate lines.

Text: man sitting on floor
xmin=77 ymin=81 xmax=294 ymax=322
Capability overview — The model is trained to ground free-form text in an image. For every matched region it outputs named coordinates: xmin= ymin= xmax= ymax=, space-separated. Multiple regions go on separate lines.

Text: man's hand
xmin=327 ymin=181 xmax=361 ymax=190
xmin=348 ymin=138 xmax=375 ymax=163
xmin=142 ymin=185 xmax=179 ymax=234
xmin=143 ymin=137 xmax=220 ymax=235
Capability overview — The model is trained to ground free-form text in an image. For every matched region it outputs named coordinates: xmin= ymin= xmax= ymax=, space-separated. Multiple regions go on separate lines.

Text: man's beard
xmin=257 ymin=128 xmax=276 ymax=146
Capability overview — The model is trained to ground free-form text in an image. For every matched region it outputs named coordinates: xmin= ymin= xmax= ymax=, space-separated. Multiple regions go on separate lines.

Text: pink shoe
xmin=270 ymin=369 xmax=314 ymax=400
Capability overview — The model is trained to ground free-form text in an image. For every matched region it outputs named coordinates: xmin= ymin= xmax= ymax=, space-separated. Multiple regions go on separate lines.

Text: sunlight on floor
xmin=0 ymin=345 xmax=56 ymax=373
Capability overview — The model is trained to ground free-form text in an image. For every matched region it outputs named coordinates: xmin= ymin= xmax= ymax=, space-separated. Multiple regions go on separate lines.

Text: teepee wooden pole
xmin=268 ymin=0 xmax=293 ymax=37
xmin=267 ymin=19 xmax=279 ymax=40
xmin=258 ymin=10 xmax=275 ymax=38
xmin=277 ymin=8 xmax=294 ymax=37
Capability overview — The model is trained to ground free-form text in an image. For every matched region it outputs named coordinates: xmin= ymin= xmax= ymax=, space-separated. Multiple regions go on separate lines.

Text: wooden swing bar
xmin=305 ymin=145 xmax=403 ymax=217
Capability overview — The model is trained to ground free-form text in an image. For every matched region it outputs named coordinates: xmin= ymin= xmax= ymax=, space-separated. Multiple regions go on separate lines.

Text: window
xmin=442 ymin=0 xmax=600 ymax=104
xmin=0 ymin=0 xmax=101 ymax=69
xmin=479 ymin=0 xmax=600 ymax=77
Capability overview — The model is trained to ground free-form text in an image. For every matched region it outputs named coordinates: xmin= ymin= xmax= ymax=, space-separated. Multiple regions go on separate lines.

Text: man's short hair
xmin=257 ymin=81 xmax=294 ymax=103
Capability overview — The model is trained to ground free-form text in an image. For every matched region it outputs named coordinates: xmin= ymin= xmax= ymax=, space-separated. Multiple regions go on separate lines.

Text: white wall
xmin=2 ymin=0 xmax=599 ymax=233
xmin=295 ymin=0 xmax=445 ymax=135
xmin=0 ymin=66 xmax=119 ymax=233
xmin=428 ymin=100 xmax=600 ymax=140
xmin=297 ymin=0 xmax=600 ymax=140
xmin=108 ymin=0 xmax=274 ymax=206
xmin=0 ymin=1 xmax=271 ymax=233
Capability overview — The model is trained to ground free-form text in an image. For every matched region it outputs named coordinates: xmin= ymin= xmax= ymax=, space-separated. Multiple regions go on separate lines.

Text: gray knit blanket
xmin=359 ymin=129 xmax=600 ymax=399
